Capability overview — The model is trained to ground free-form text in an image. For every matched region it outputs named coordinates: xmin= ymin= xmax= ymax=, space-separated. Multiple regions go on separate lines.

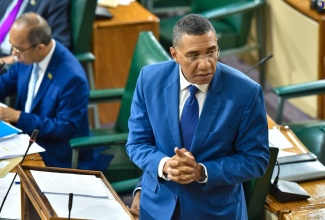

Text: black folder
xmin=272 ymin=159 xmax=325 ymax=182
xmin=277 ymin=152 xmax=317 ymax=165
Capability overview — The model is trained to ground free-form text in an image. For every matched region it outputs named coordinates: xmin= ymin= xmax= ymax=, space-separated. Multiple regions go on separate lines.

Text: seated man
xmin=0 ymin=12 xmax=95 ymax=169
xmin=0 ymin=0 xmax=71 ymax=64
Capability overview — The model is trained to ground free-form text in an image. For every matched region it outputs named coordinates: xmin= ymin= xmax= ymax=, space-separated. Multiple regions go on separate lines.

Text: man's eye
xmin=189 ymin=56 xmax=199 ymax=61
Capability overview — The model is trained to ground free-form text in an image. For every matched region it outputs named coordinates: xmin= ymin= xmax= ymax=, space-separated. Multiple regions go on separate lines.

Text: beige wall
xmin=265 ymin=0 xmax=319 ymax=118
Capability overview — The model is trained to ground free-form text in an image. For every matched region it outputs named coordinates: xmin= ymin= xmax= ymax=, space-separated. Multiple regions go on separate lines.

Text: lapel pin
xmin=47 ymin=73 xmax=52 ymax=80
xmin=30 ymin=0 xmax=36 ymax=6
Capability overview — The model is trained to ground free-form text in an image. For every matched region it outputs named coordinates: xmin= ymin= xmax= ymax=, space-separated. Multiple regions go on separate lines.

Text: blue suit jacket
xmin=0 ymin=0 xmax=71 ymax=50
xmin=126 ymin=60 xmax=270 ymax=219
xmin=0 ymin=41 xmax=93 ymax=169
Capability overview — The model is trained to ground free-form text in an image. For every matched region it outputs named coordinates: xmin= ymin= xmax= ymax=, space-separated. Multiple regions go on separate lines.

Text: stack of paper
xmin=0 ymin=134 xmax=45 ymax=178
xmin=268 ymin=129 xmax=293 ymax=149
xmin=31 ymin=171 xmax=132 ymax=219
xmin=0 ymin=134 xmax=45 ymax=160
xmin=0 ymin=173 xmax=21 ymax=219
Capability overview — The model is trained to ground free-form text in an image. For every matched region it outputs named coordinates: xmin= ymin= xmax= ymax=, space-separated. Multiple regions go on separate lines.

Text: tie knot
xmin=188 ymin=85 xmax=199 ymax=97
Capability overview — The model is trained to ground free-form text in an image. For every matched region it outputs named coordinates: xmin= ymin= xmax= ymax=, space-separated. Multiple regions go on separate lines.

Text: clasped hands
xmin=0 ymin=106 xmax=21 ymax=123
xmin=163 ymin=147 xmax=203 ymax=184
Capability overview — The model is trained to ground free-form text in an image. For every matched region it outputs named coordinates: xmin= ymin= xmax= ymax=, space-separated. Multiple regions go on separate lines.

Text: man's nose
xmin=197 ymin=57 xmax=211 ymax=69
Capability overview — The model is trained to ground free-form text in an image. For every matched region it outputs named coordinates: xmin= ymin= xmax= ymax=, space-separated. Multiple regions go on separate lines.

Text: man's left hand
xmin=0 ymin=106 xmax=21 ymax=123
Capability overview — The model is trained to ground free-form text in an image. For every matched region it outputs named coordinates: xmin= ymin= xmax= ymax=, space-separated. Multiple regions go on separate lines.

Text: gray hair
xmin=15 ymin=12 xmax=52 ymax=46
xmin=172 ymin=14 xmax=216 ymax=48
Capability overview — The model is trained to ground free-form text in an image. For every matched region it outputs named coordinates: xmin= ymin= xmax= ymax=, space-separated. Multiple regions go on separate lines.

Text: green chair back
xmin=158 ymin=0 xmax=267 ymax=88
xmin=288 ymin=122 xmax=325 ymax=165
xmin=70 ymin=0 xmax=97 ymax=54
xmin=140 ymin=0 xmax=191 ymax=15
xmin=273 ymin=81 xmax=325 ymax=165
xmin=114 ymin=31 xmax=171 ymax=133
xmin=102 ymin=31 xmax=171 ymax=183
xmin=191 ymin=0 xmax=254 ymax=49
xmin=243 ymin=147 xmax=278 ymax=220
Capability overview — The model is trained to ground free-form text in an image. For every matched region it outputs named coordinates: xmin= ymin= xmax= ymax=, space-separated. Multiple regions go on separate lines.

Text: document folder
xmin=272 ymin=160 xmax=325 ymax=182
xmin=16 ymin=165 xmax=134 ymax=220
xmin=277 ymin=152 xmax=317 ymax=165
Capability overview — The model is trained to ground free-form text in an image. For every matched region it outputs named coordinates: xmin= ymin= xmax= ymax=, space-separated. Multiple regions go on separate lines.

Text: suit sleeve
xmin=126 ymin=70 xmax=167 ymax=180
xmin=202 ymin=84 xmax=269 ymax=190
xmin=16 ymin=74 xmax=89 ymax=141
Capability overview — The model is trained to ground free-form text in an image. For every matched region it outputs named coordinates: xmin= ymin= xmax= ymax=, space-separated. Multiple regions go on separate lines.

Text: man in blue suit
xmin=0 ymin=0 xmax=71 ymax=63
xmin=126 ymin=14 xmax=269 ymax=219
xmin=0 ymin=12 xmax=94 ymax=169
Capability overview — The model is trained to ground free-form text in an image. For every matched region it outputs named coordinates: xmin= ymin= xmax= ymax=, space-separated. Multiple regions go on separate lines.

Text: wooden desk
xmin=9 ymin=154 xmax=45 ymax=173
xmin=265 ymin=116 xmax=325 ymax=219
xmin=21 ymin=154 xmax=45 ymax=167
xmin=92 ymin=2 xmax=159 ymax=124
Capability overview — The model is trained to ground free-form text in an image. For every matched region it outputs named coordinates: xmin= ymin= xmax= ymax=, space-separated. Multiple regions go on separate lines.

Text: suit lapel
xmin=24 ymin=0 xmax=39 ymax=11
xmin=191 ymin=64 xmax=223 ymax=154
xmin=21 ymin=64 xmax=33 ymax=104
xmin=165 ymin=65 xmax=183 ymax=148
xmin=30 ymin=43 xmax=58 ymax=111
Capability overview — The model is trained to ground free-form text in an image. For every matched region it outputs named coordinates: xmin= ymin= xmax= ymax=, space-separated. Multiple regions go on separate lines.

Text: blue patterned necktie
xmin=180 ymin=85 xmax=199 ymax=151
xmin=25 ymin=63 xmax=39 ymax=113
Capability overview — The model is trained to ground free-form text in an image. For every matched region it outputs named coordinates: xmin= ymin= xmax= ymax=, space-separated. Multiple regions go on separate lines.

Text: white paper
xmin=119 ymin=0 xmax=134 ymax=5
xmin=277 ymin=150 xmax=297 ymax=158
xmin=30 ymin=171 xmax=132 ymax=219
xmin=31 ymin=171 xmax=111 ymax=198
xmin=0 ymin=102 xmax=7 ymax=108
xmin=0 ymin=134 xmax=45 ymax=159
xmin=45 ymin=193 xmax=131 ymax=220
xmin=0 ymin=173 xmax=21 ymax=219
xmin=268 ymin=129 xmax=293 ymax=149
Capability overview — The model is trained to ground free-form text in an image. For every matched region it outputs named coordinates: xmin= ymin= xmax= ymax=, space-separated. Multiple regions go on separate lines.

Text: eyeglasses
xmin=175 ymin=48 xmax=220 ymax=64
xmin=10 ymin=44 xmax=37 ymax=54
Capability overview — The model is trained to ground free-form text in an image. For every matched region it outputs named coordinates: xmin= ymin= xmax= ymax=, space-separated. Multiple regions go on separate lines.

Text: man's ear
xmin=35 ymin=43 xmax=45 ymax=51
xmin=170 ymin=47 xmax=178 ymax=63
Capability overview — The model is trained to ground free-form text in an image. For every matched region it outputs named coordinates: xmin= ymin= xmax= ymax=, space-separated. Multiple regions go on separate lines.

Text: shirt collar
xmin=37 ymin=39 xmax=56 ymax=72
xmin=179 ymin=65 xmax=209 ymax=93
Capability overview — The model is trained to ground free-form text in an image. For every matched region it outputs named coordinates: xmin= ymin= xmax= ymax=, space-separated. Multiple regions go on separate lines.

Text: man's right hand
xmin=163 ymin=147 xmax=198 ymax=184
xmin=128 ymin=190 xmax=140 ymax=220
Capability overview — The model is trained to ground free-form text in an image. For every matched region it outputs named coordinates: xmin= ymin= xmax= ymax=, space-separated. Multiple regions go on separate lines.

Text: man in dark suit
xmin=0 ymin=0 xmax=71 ymax=63
xmin=126 ymin=14 xmax=269 ymax=219
xmin=0 ymin=12 xmax=95 ymax=169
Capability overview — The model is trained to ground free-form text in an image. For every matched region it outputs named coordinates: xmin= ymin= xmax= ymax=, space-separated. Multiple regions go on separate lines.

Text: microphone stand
xmin=244 ymin=54 xmax=273 ymax=74
xmin=68 ymin=193 xmax=73 ymax=219
xmin=0 ymin=129 xmax=39 ymax=214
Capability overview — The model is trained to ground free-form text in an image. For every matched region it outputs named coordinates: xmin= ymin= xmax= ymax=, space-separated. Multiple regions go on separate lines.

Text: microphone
xmin=244 ymin=53 xmax=273 ymax=74
xmin=270 ymin=159 xmax=310 ymax=203
xmin=68 ymin=193 xmax=73 ymax=219
xmin=0 ymin=129 xmax=39 ymax=214
xmin=0 ymin=60 xmax=5 ymax=72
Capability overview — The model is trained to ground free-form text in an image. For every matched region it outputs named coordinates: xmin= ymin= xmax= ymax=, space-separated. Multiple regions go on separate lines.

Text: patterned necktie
xmin=25 ymin=63 xmax=39 ymax=113
xmin=180 ymin=85 xmax=199 ymax=151
xmin=0 ymin=0 xmax=24 ymax=44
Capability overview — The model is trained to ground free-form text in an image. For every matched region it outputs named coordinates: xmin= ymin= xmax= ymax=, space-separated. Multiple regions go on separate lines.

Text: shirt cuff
xmin=132 ymin=187 xmax=142 ymax=198
xmin=158 ymin=157 xmax=170 ymax=180
xmin=197 ymin=163 xmax=208 ymax=183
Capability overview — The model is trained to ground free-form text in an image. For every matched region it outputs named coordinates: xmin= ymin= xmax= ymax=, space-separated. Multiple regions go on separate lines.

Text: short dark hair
xmin=173 ymin=14 xmax=216 ymax=48
xmin=15 ymin=12 xmax=52 ymax=46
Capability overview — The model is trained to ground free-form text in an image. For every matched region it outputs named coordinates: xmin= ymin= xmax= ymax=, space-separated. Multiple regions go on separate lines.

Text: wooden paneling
xmin=92 ymin=2 xmax=159 ymax=124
